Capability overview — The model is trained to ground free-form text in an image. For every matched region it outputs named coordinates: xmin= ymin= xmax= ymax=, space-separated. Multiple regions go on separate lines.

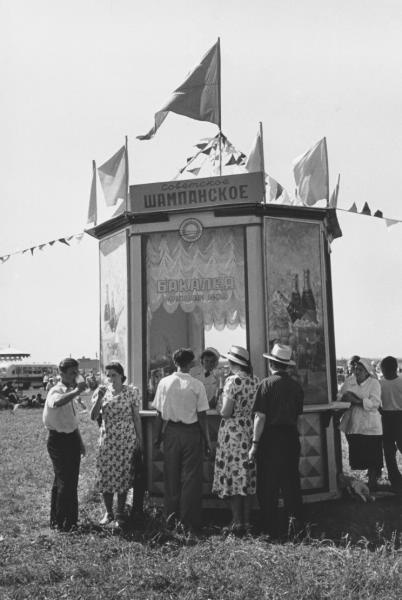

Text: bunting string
xmin=0 ymin=232 xmax=85 ymax=264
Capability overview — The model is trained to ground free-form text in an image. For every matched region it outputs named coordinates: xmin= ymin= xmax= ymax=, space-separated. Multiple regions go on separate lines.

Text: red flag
xmin=137 ymin=40 xmax=220 ymax=140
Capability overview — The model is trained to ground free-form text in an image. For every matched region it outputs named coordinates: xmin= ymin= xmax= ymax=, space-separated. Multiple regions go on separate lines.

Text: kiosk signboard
xmin=130 ymin=172 xmax=264 ymax=214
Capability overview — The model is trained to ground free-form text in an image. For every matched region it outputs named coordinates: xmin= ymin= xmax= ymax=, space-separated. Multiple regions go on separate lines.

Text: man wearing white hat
xmin=249 ymin=343 xmax=304 ymax=537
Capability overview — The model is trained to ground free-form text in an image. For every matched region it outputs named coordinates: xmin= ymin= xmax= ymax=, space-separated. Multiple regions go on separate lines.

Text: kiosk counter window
xmin=145 ymin=225 xmax=247 ymax=405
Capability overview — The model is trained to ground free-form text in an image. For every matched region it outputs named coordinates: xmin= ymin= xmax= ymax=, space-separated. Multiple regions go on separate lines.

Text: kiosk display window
xmin=100 ymin=231 xmax=128 ymax=373
xmin=145 ymin=226 xmax=246 ymax=403
xmin=264 ymin=217 xmax=329 ymax=405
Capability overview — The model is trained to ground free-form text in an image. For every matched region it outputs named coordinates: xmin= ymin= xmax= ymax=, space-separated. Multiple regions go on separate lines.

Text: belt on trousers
xmin=167 ymin=420 xmax=199 ymax=427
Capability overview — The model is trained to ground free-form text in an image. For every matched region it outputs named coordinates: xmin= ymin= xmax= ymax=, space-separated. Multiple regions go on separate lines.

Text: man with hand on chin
xmin=249 ymin=344 xmax=304 ymax=538
xmin=43 ymin=358 xmax=87 ymax=532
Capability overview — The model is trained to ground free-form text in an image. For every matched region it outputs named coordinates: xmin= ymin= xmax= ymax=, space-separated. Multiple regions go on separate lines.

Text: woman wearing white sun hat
xmin=212 ymin=345 xmax=259 ymax=533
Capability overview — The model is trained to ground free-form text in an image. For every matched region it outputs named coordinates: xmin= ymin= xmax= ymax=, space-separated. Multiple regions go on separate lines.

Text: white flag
xmin=293 ymin=138 xmax=329 ymax=206
xmin=245 ymin=125 xmax=264 ymax=173
xmin=98 ymin=146 xmax=127 ymax=207
xmin=87 ymin=160 xmax=97 ymax=225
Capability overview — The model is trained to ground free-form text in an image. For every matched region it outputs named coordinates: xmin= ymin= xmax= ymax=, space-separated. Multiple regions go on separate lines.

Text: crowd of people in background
xmin=4 ymin=346 xmax=402 ymax=538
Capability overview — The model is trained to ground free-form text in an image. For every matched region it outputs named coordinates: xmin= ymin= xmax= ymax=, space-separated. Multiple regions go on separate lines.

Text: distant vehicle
xmin=0 ymin=361 xmax=57 ymax=390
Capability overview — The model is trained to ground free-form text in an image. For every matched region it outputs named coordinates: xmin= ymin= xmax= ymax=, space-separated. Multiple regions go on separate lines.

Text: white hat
xmin=222 ymin=345 xmax=250 ymax=367
xmin=263 ymin=343 xmax=295 ymax=366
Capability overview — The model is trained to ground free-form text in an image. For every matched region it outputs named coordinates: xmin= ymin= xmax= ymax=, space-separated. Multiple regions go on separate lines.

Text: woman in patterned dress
xmin=212 ymin=346 xmax=259 ymax=532
xmin=90 ymin=362 xmax=143 ymax=525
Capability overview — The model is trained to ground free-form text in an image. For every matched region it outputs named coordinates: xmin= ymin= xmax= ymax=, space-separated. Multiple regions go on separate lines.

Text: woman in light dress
xmin=338 ymin=357 xmax=382 ymax=491
xmin=91 ymin=362 xmax=143 ymax=525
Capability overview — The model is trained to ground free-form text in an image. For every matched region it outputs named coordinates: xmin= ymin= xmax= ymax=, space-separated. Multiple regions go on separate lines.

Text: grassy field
xmin=2 ymin=410 xmax=402 ymax=599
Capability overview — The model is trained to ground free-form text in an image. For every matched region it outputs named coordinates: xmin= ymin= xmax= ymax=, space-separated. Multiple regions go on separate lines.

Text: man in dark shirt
xmin=249 ymin=344 xmax=304 ymax=537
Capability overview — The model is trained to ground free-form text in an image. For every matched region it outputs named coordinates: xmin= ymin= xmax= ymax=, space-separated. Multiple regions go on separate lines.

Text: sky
xmin=1 ymin=0 xmax=402 ymax=362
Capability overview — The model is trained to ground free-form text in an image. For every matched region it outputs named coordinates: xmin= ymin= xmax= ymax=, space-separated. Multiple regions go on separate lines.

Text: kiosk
xmin=88 ymin=171 xmax=342 ymax=506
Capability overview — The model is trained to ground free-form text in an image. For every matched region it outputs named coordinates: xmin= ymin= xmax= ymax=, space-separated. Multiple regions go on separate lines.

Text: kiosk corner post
xmin=125 ymin=135 xmax=129 ymax=212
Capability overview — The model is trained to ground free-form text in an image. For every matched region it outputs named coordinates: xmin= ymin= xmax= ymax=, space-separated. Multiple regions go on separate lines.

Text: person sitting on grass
xmin=90 ymin=362 xmax=143 ymax=527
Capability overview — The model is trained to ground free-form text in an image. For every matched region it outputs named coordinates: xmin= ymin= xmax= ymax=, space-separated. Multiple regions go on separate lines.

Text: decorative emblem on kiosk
xmin=179 ymin=218 xmax=203 ymax=242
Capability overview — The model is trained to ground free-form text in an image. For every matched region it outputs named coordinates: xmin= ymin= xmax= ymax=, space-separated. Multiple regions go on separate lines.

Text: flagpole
xmin=93 ymin=160 xmax=97 ymax=225
xmin=324 ymin=136 xmax=329 ymax=206
xmin=125 ymin=136 xmax=129 ymax=212
xmin=217 ymin=37 xmax=222 ymax=176
xmin=259 ymin=121 xmax=267 ymax=204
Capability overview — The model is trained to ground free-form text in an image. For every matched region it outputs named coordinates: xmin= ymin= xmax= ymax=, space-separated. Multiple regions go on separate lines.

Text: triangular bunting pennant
xmin=0 ymin=255 xmax=10 ymax=263
xmin=361 ymin=202 xmax=371 ymax=215
xmin=225 ymin=154 xmax=237 ymax=166
xmin=38 ymin=244 xmax=47 ymax=251
xmin=374 ymin=210 xmax=383 ymax=218
xmin=349 ymin=203 xmax=357 ymax=213
xmin=58 ymin=238 xmax=70 ymax=246
xmin=186 ymin=156 xmax=194 ymax=163
xmin=195 ymin=143 xmax=209 ymax=150
xmin=22 ymin=249 xmax=29 ymax=254
xmin=202 ymin=146 xmax=212 ymax=155
xmin=75 ymin=233 xmax=85 ymax=242
xmin=30 ymin=248 xmax=35 ymax=255
xmin=48 ymin=241 xmax=56 ymax=246
xmin=385 ymin=219 xmax=399 ymax=228
xmin=188 ymin=168 xmax=201 ymax=175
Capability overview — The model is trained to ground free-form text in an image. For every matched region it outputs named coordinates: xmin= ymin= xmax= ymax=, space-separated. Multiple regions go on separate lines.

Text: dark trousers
xmin=47 ymin=429 xmax=81 ymax=531
xmin=382 ymin=411 xmax=402 ymax=487
xmin=163 ymin=422 xmax=203 ymax=530
xmin=257 ymin=426 xmax=303 ymax=537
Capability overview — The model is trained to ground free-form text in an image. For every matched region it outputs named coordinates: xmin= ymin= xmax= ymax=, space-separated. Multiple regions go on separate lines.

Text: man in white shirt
xmin=43 ymin=358 xmax=87 ymax=531
xmin=153 ymin=347 xmax=211 ymax=532
xmin=380 ymin=356 xmax=402 ymax=492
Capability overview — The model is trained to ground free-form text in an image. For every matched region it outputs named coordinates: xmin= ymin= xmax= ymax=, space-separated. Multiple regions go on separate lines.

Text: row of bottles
xmin=104 ymin=284 xmax=118 ymax=332
xmin=287 ymin=269 xmax=317 ymax=324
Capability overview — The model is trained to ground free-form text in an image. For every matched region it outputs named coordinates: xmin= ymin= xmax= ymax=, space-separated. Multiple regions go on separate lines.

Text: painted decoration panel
xmin=100 ymin=232 xmax=128 ymax=373
xmin=264 ymin=218 xmax=329 ymax=405
xmin=299 ymin=413 xmax=327 ymax=491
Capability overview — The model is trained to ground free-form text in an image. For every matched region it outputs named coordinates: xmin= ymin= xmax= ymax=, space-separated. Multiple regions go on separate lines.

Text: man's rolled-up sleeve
xmin=46 ymin=387 xmax=63 ymax=408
